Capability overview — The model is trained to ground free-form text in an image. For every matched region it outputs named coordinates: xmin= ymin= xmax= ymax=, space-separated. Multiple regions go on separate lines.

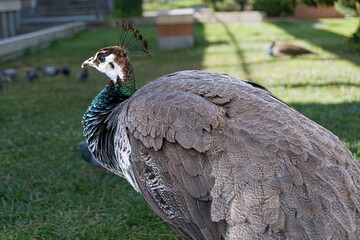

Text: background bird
xmin=61 ymin=66 xmax=71 ymax=77
xmin=268 ymin=41 xmax=315 ymax=57
xmin=76 ymin=68 xmax=88 ymax=81
xmin=41 ymin=66 xmax=59 ymax=77
xmin=81 ymin=21 xmax=360 ymax=239
xmin=26 ymin=70 xmax=39 ymax=81
xmin=77 ymin=141 xmax=103 ymax=169
xmin=2 ymin=68 xmax=19 ymax=82
xmin=0 ymin=72 xmax=3 ymax=89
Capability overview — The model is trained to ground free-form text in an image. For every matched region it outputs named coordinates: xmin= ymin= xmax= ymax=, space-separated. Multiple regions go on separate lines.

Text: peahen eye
xmin=97 ymin=54 xmax=106 ymax=63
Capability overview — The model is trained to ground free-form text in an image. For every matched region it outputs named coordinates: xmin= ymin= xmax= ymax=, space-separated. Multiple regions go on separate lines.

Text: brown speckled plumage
xmin=269 ymin=41 xmax=315 ymax=57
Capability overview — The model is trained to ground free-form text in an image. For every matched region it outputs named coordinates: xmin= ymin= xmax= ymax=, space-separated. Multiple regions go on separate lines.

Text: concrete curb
xmin=0 ymin=21 xmax=86 ymax=62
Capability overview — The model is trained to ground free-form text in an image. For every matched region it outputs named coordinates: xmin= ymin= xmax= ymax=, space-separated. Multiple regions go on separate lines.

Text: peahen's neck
xmin=117 ymin=59 xmax=136 ymax=96
xmin=83 ymin=74 xmax=136 ymax=153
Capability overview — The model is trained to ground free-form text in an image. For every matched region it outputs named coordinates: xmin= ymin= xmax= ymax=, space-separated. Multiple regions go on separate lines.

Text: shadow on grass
xmin=271 ymin=20 xmax=360 ymax=66
xmin=291 ymin=101 xmax=360 ymax=156
xmin=215 ymin=17 xmax=253 ymax=80
xmin=136 ymin=23 xmax=226 ymax=86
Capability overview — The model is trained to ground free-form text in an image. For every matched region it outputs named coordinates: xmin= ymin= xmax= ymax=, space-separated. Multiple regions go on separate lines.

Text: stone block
xmin=158 ymin=35 xmax=193 ymax=50
xmin=156 ymin=8 xmax=194 ymax=50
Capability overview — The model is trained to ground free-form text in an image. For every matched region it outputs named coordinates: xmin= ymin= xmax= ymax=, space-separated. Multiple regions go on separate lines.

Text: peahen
xmin=81 ymin=21 xmax=360 ymax=239
xmin=268 ymin=41 xmax=315 ymax=57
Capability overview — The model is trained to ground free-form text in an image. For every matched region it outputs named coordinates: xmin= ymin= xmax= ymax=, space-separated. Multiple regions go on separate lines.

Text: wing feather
xmin=129 ymin=138 xmax=222 ymax=239
xmin=127 ymin=87 xmax=224 ymax=152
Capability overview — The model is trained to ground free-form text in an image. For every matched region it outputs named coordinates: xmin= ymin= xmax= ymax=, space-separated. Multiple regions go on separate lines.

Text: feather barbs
xmin=116 ymin=20 xmax=151 ymax=57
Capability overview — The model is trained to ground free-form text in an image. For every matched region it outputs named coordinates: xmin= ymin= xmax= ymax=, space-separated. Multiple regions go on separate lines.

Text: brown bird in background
xmin=268 ymin=41 xmax=316 ymax=57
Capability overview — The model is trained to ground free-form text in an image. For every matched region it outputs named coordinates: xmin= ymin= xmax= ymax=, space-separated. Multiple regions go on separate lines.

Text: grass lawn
xmin=1 ymin=18 xmax=359 ymax=239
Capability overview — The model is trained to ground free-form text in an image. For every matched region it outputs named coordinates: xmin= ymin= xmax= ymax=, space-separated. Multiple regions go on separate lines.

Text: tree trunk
xmin=351 ymin=3 xmax=360 ymax=42
xmin=235 ymin=0 xmax=246 ymax=11
xmin=208 ymin=0 xmax=220 ymax=11
xmin=352 ymin=19 xmax=360 ymax=42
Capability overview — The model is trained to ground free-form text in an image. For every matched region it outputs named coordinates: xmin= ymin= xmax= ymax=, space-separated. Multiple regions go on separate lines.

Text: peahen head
xmin=267 ymin=41 xmax=275 ymax=56
xmin=81 ymin=20 xmax=150 ymax=96
xmin=81 ymin=46 xmax=129 ymax=85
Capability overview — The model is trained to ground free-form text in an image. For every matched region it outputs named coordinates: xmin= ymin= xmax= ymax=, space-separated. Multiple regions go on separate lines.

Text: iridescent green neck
xmin=115 ymin=75 xmax=136 ymax=97
xmin=116 ymin=58 xmax=136 ymax=97
xmin=83 ymin=84 xmax=131 ymax=153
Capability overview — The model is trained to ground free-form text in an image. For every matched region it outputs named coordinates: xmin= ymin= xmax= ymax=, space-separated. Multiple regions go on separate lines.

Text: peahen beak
xmin=81 ymin=57 xmax=95 ymax=68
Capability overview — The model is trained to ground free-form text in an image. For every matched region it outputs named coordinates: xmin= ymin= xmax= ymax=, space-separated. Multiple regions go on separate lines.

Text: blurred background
xmin=0 ymin=0 xmax=359 ymax=239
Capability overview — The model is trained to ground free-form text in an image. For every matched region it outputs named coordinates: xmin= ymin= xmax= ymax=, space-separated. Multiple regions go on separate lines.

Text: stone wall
xmin=0 ymin=22 xmax=85 ymax=62
xmin=0 ymin=0 xmax=22 ymax=39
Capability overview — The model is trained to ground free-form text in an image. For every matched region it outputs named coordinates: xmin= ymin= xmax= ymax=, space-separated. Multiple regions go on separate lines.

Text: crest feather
xmin=116 ymin=20 xmax=151 ymax=57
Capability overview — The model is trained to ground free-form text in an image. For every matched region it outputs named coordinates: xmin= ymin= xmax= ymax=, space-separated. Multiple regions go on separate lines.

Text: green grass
xmin=0 ymin=18 xmax=359 ymax=239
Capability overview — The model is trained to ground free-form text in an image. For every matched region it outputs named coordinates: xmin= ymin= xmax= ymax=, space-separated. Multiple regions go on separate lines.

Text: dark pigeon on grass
xmin=77 ymin=68 xmax=88 ymax=81
xmin=61 ymin=66 xmax=71 ymax=77
xmin=3 ymin=68 xmax=19 ymax=82
xmin=0 ymin=72 xmax=3 ymax=89
xmin=41 ymin=66 xmax=60 ymax=77
xmin=26 ymin=70 xmax=39 ymax=81
xmin=77 ymin=141 xmax=103 ymax=169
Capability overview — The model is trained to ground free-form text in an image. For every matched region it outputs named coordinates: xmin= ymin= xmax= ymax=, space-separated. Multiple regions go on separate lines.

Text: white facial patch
xmin=97 ymin=54 xmax=124 ymax=83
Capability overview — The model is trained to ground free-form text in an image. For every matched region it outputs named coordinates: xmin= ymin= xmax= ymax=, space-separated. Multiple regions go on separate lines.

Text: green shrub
xmin=334 ymin=1 xmax=358 ymax=17
xmin=213 ymin=0 xmax=242 ymax=11
xmin=113 ymin=0 xmax=142 ymax=17
xmin=252 ymin=0 xmax=295 ymax=16
xmin=205 ymin=0 xmax=249 ymax=11
xmin=351 ymin=25 xmax=360 ymax=43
